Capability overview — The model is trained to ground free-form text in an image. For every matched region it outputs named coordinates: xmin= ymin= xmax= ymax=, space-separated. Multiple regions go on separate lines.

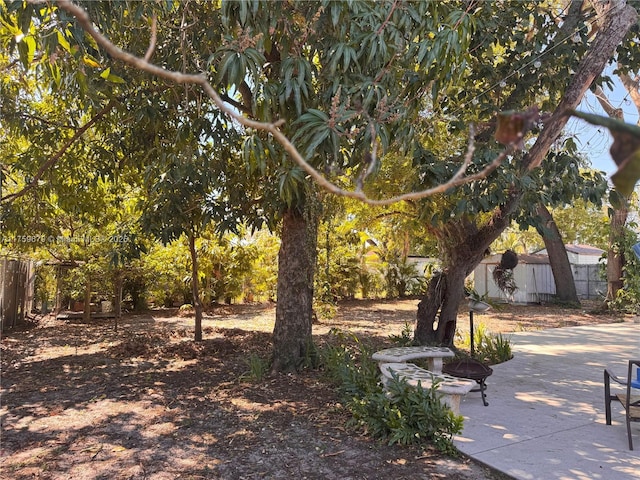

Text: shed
xmin=474 ymin=253 xmax=555 ymax=304
xmin=474 ymin=244 xmax=607 ymax=303
xmin=534 ymin=244 xmax=606 ymax=300
xmin=535 ymin=244 xmax=604 ymax=265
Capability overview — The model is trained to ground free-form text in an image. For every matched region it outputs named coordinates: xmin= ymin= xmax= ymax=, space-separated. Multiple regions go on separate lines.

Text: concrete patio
xmin=455 ymin=320 xmax=640 ymax=480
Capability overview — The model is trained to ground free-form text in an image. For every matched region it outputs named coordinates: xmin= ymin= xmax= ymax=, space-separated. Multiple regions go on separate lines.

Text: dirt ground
xmin=0 ymin=299 xmax=628 ymax=480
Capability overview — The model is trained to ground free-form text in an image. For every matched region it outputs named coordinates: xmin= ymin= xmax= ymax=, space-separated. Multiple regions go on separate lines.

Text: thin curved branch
xmin=618 ymin=70 xmax=640 ymax=126
xmin=1 ymin=99 xmax=117 ymax=204
xmin=594 ymin=85 xmax=624 ymax=119
xmin=219 ymin=92 xmax=253 ymax=116
xmin=143 ymin=14 xmax=157 ymax=62
xmin=40 ymin=0 xmax=515 ymax=206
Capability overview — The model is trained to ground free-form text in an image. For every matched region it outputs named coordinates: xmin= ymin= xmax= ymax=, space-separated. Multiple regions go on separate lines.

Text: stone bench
xmin=372 ymin=346 xmax=454 ymax=374
xmin=379 ymin=362 xmax=476 ymax=414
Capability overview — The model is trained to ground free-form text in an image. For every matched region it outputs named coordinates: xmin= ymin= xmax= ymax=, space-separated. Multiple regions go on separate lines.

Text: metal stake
xmin=470 ymin=309 xmax=475 ymax=357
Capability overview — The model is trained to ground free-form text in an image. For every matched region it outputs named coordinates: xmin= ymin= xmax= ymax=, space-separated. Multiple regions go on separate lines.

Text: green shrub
xmin=605 ymin=221 xmax=640 ymax=314
xmin=481 ymin=332 xmax=513 ymax=364
xmin=313 ymin=298 xmax=338 ymax=321
xmin=321 ymin=329 xmax=381 ymax=397
xmin=321 ymin=328 xmax=463 ymax=454
xmin=388 ymin=321 xmax=414 ymax=347
xmin=349 ymin=374 xmax=463 ymax=454
xmin=240 ymin=353 xmax=270 ymax=382
xmin=457 ymin=323 xmax=513 ymax=365
xmin=302 ymin=338 xmax=321 ymax=370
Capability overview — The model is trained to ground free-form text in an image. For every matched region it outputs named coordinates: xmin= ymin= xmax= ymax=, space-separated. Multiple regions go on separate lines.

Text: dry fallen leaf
xmin=495 ymin=107 xmax=540 ymax=148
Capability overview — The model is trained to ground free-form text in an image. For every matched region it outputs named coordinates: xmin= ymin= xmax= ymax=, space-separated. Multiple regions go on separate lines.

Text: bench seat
xmin=379 ymin=362 xmax=475 ymax=414
xmin=372 ymin=346 xmax=454 ymax=374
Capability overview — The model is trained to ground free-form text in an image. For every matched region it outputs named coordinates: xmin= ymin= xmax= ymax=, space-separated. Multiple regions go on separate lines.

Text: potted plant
xmin=466 ymin=288 xmax=491 ymax=312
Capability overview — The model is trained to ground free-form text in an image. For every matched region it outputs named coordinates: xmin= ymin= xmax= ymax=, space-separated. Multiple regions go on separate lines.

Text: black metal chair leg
xmin=604 ymin=369 xmax=612 ymax=425
xmin=479 ymin=380 xmax=489 ymax=406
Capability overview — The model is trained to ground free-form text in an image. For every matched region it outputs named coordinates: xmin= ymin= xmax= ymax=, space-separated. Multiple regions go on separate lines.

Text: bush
xmin=606 ymin=227 xmax=640 ymax=314
xmin=313 ymin=296 xmax=338 ymax=322
xmin=321 ymin=329 xmax=463 ymax=454
xmin=457 ymin=323 xmax=513 ymax=365
xmin=388 ymin=321 xmax=414 ymax=347
xmin=349 ymin=374 xmax=464 ymax=454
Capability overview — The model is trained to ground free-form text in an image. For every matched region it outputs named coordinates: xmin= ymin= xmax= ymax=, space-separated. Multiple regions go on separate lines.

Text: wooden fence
xmin=1 ymin=258 xmax=35 ymax=331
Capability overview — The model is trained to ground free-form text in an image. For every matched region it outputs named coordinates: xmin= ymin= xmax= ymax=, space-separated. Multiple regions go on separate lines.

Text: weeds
xmin=241 ymin=353 xmax=270 ymax=382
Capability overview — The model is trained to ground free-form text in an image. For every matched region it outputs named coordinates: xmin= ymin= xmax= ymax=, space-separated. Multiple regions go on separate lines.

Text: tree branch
xmin=15 ymin=113 xmax=78 ymax=131
xmin=1 ymin=99 xmax=116 ymax=204
xmin=594 ymin=85 xmax=624 ymax=119
xmin=618 ymin=70 xmax=640 ymax=125
xmin=523 ymin=0 xmax=637 ymax=171
xmin=376 ymin=0 xmax=399 ymax=35
xmin=144 ymin=14 xmax=157 ymax=62
xmin=219 ymin=92 xmax=253 ymax=116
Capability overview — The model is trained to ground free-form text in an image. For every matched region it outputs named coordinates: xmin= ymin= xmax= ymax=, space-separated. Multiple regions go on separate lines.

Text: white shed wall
xmin=567 ymin=252 xmax=602 ymax=265
xmin=407 ymin=256 xmax=439 ymax=275
xmin=474 ymin=262 xmax=556 ymax=304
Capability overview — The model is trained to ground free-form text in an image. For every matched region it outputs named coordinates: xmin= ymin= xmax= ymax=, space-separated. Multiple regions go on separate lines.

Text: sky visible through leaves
xmin=567 ymin=78 xmax=640 ymax=176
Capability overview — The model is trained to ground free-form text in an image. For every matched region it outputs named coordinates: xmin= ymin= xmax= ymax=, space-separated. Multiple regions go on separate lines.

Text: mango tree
xmin=411 ymin=0 xmax=638 ymax=345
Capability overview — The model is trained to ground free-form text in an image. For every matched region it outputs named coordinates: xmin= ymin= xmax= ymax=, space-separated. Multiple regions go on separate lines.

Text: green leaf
xmin=106 ymin=73 xmax=126 ymax=84
xmin=330 ymin=2 xmax=341 ymax=26
xmin=82 ymin=54 xmax=102 ymax=68
xmin=56 ymin=31 xmax=71 ymax=53
xmin=569 ymin=110 xmax=640 ymax=197
xmin=24 ymin=36 xmax=36 ymax=64
xmin=611 ymin=150 xmax=640 ymax=198
xmin=328 ymin=43 xmax=344 ymax=74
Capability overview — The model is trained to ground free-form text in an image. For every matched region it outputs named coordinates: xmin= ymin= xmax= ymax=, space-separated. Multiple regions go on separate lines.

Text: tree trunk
xmin=83 ymin=276 xmax=91 ymax=322
xmin=535 ymin=204 xmax=580 ymax=305
xmin=415 ymin=220 xmax=497 ymax=346
xmin=113 ymin=271 xmax=123 ymax=332
xmin=272 ymin=206 xmax=319 ymax=373
xmin=415 ymin=264 xmax=469 ymax=346
xmin=188 ymin=232 xmax=204 ymax=342
xmin=55 ymin=266 xmax=63 ymax=313
xmin=593 ymin=68 xmax=638 ymax=307
xmin=606 ymin=205 xmax=628 ymax=303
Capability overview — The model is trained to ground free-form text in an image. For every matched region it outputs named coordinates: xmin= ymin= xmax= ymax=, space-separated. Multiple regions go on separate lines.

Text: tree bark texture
xmin=535 ymin=204 xmax=580 ymax=305
xmin=188 ymin=232 xmax=204 ymax=342
xmin=272 ymin=207 xmax=319 ymax=373
xmin=594 ymin=65 xmax=638 ymax=306
xmin=606 ymin=205 xmax=628 ymax=302
xmin=113 ymin=271 xmax=123 ymax=332
xmin=523 ymin=1 xmax=638 ymax=171
xmin=415 ymin=265 xmax=468 ymax=346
